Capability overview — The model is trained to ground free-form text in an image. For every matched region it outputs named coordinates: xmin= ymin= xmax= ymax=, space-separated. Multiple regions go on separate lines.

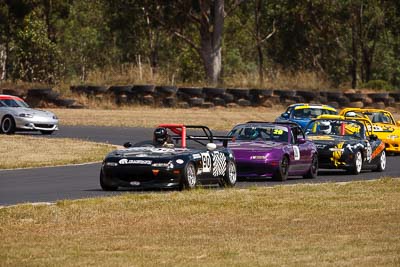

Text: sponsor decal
xmin=331 ymin=142 xmax=345 ymax=167
xmin=371 ymin=142 xmax=385 ymax=160
xmin=366 ymin=142 xmax=372 ymax=162
xmin=193 ymin=154 xmax=201 ymax=159
xmin=176 ymin=159 xmax=184 ymax=164
xmin=119 ymin=159 xmax=152 ymax=165
xmin=293 ymin=145 xmax=300 ymax=160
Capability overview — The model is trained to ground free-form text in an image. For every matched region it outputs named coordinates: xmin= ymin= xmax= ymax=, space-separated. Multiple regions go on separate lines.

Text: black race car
xmin=304 ymin=115 xmax=386 ymax=174
xmin=100 ymin=124 xmax=237 ymax=190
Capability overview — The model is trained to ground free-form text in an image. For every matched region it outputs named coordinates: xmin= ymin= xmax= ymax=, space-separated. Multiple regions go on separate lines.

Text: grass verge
xmin=1 ymin=179 xmax=399 ymax=266
xmin=49 ymin=107 xmax=284 ymax=130
xmin=0 ymin=135 xmax=114 ymax=169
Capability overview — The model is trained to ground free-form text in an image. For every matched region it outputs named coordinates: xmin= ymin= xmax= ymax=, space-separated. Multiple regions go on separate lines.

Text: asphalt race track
xmin=1 ymin=125 xmax=399 ymax=206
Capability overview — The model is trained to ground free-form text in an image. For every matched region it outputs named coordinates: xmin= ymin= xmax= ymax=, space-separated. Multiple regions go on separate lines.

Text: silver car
xmin=0 ymin=94 xmax=59 ymax=135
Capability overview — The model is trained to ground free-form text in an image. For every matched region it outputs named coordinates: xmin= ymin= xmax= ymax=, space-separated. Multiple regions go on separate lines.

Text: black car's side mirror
xmin=123 ymin=142 xmax=132 ymax=148
xmin=369 ymin=134 xmax=378 ymax=141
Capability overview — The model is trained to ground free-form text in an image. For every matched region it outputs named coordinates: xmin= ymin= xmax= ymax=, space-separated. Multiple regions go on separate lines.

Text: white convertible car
xmin=0 ymin=94 xmax=59 ymax=135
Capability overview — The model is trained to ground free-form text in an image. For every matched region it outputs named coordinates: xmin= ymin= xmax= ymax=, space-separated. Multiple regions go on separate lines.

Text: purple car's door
xmin=289 ymin=126 xmax=312 ymax=171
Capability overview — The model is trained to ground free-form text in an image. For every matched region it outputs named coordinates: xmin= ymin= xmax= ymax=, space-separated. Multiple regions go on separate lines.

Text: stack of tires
xmin=26 ymin=88 xmax=79 ymax=108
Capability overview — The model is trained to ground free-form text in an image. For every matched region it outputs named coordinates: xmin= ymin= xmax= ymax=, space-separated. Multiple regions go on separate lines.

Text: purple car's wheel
xmin=273 ymin=156 xmax=289 ymax=181
xmin=303 ymin=154 xmax=318 ymax=179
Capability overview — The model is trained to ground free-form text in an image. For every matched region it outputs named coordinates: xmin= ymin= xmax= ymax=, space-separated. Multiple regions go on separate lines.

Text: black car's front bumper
xmin=317 ymin=150 xmax=354 ymax=170
xmin=102 ymin=165 xmax=183 ymax=189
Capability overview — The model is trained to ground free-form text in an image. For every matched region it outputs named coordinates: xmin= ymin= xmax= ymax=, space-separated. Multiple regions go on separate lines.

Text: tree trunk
xmin=0 ymin=44 xmax=7 ymax=81
xmin=351 ymin=21 xmax=357 ymax=88
xmin=255 ymin=0 xmax=264 ymax=85
xmin=199 ymin=0 xmax=224 ymax=85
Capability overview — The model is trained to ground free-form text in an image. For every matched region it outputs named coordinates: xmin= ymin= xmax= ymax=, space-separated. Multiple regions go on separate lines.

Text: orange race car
xmin=339 ymin=108 xmax=400 ymax=154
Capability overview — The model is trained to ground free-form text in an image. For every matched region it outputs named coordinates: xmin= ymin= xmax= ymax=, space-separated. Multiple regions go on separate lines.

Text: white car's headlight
xmin=53 ymin=115 xmax=58 ymax=120
xmin=19 ymin=113 xmax=33 ymax=118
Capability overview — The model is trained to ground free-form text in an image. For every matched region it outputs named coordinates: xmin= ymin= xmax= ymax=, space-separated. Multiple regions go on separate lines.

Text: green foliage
xmin=358 ymin=80 xmax=394 ymax=91
xmin=0 ymin=0 xmax=399 ymax=88
xmin=13 ymin=10 xmax=61 ymax=83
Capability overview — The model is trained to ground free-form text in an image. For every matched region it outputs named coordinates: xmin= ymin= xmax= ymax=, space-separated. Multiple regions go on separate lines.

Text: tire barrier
xmin=2 ymin=85 xmax=400 ymax=110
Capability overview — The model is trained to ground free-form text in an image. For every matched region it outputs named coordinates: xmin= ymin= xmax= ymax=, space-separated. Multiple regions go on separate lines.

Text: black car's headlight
xmin=104 ymin=162 xmax=118 ymax=167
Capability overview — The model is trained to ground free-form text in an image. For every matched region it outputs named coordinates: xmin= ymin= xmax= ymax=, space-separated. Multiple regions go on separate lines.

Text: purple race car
xmin=227 ymin=122 xmax=318 ymax=181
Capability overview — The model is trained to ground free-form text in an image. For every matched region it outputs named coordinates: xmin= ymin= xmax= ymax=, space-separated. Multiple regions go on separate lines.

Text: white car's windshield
xmin=0 ymin=99 xmax=29 ymax=108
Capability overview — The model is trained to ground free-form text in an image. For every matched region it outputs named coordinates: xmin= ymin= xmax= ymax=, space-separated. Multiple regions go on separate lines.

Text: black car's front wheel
xmin=100 ymin=170 xmax=118 ymax=191
xmin=181 ymin=162 xmax=197 ymax=190
xmin=303 ymin=154 xmax=318 ymax=179
xmin=349 ymin=150 xmax=363 ymax=175
xmin=219 ymin=160 xmax=237 ymax=187
xmin=273 ymin=156 xmax=289 ymax=181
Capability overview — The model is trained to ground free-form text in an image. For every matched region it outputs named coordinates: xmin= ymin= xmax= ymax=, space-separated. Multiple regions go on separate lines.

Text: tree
xmin=145 ymin=0 xmax=244 ymax=85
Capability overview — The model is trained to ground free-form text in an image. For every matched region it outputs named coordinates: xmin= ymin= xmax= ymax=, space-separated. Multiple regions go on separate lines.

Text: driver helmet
xmin=154 ymin=127 xmax=168 ymax=144
xmin=319 ymin=121 xmax=332 ymax=134
xmin=244 ymin=128 xmax=258 ymax=139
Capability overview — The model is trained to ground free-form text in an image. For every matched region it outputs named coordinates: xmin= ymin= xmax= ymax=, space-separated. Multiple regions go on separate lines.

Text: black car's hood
xmin=307 ymin=134 xmax=366 ymax=152
xmin=306 ymin=135 xmax=361 ymax=145
xmin=108 ymin=147 xmax=200 ymax=158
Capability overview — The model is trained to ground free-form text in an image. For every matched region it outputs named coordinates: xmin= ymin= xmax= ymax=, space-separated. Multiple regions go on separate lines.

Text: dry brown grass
xmin=0 ymin=135 xmax=114 ymax=169
xmin=47 ymin=65 xmax=333 ymax=95
xmin=49 ymin=107 xmax=284 ymax=130
xmin=1 ymin=179 xmax=399 ymax=266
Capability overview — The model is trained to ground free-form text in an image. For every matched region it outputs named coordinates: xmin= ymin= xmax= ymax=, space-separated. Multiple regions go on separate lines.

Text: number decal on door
xmin=201 ymin=152 xmax=211 ymax=173
xmin=293 ymin=145 xmax=300 ymax=160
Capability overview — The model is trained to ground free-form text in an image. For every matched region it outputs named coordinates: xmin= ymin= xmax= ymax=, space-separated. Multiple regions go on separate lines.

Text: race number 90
xmin=201 ymin=152 xmax=211 ymax=172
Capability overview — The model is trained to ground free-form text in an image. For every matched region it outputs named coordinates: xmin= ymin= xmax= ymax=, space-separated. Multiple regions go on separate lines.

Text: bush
xmin=359 ymin=80 xmax=394 ymax=90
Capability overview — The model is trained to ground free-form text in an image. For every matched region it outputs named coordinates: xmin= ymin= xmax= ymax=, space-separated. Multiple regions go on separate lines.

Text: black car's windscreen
xmin=305 ymin=120 xmax=365 ymax=139
xmin=0 ymin=99 xmax=29 ymax=108
xmin=228 ymin=125 xmax=289 ymax=142
xmin=292 ymin=108 xmax=337 ymax=119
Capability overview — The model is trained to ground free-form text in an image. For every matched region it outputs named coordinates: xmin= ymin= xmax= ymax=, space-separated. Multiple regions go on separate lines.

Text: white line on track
xmin=0 ymin=161 xmax=102 ymax=172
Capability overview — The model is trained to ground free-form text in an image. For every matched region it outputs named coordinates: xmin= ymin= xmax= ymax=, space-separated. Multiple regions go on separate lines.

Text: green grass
xmin=1 ymin=179 xmax=399 ymax=266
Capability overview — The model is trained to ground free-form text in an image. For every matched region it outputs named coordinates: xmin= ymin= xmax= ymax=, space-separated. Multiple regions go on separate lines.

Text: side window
xmin=292 ymin=127 xmax=305 ymax=144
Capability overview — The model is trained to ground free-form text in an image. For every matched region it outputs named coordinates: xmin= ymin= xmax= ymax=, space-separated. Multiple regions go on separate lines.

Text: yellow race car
xmin=339 ymin=108 xmax=400 ymax=154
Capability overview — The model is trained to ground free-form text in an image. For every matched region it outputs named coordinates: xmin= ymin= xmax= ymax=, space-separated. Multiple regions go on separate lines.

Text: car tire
xmin=272 ymin=156 xmax=289 ymax=181
xmin=349 ymin=150 xmax=363 ymax=175
xmin=181 ymin=162 xmax=197 ymax=190
xmin=373 ymin=150 xmax=386 ymax=172
xmin=1 ymin=115 xmax=16 ymax=134
xmin=219 ymin=160 xmax=237 ymax=187
xmin=40 ymin=130 xmax=55 ymax=135
xmin=303 ymin=154 xmax=318 ymax=179
xmin=100 ymin=170 xmax=118 ymax=191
